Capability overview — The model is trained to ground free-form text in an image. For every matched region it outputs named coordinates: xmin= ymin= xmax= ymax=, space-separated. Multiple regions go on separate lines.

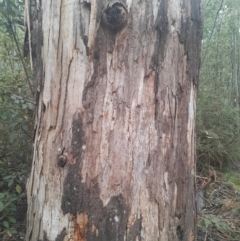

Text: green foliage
xmin=223 ymin=168 xmax=240 ymax=187
xmin=197 ymin=213 xmax=240 ymax=240
xmin=0 ymin=0 xmax=33 ymax=238
xmin=197 ymin=178 xmax=240 ymax=240
xmin=196 ymin=86 xmax=240 ymax=166
xmin=197 ymin=3 xmax=240 ymax=239
xmin=200 ymin=214 xmax=232 ymax=232
xmin=0 ymin=0 xmax=25 ymax=33
xmin=197 ymin=0 xmax=240 ymax=168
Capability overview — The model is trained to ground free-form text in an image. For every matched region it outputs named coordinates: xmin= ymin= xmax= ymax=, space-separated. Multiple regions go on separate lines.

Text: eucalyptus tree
xmin=26 ymin=0 xmax=202 ymax=240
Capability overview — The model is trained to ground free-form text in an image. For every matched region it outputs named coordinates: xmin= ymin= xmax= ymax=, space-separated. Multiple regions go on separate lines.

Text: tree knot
xmin=102 ymin=1 xmax=128 ymax=33
xmin=58 ymin=155 xmax=68 ymax=168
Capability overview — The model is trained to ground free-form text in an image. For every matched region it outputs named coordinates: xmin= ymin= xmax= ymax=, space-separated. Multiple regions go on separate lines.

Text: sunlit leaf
xmin=16 ymin=184 xmax=22 ymax=194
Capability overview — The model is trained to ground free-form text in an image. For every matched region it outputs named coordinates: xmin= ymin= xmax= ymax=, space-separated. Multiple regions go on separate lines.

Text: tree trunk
xmin=26 ymin=0 xmax=202 ymax=240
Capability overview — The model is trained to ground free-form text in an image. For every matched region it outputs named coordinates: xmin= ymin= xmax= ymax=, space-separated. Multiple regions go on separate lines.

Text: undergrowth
xmin=0 ymin=1 xmax=33 ymax=239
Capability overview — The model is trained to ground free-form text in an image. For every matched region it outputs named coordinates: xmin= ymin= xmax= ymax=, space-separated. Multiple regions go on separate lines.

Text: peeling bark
xmin=26 ymin=0 xmax=202 ymax=240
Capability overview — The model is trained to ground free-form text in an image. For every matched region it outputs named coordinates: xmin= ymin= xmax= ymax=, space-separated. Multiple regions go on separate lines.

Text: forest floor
xmin=197 ymin=166 xmax=240 ymax=241
xmin=1 ymin=167 xmax=240 ymax=241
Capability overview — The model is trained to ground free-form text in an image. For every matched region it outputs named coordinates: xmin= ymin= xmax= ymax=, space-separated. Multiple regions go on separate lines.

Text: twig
xmin=204 ymin=230 xmax=208 ymax=241
xmin=25 ymin=0 xmax=33 ymax=70
xmin=196 ymin=175 xmax=210 ymax=180
xmin=0 ymin=194 xmax=24 ymax=214
xmin=3 ymin=14 xmax=34 ymax=96
xmin=202 ymin=0 xmax=224 ymax=65
xmin=11 ymin=94 xmax=35 ymax=104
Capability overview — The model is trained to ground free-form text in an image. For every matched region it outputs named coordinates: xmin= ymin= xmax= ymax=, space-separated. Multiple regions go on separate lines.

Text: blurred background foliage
xmin=0 ymin=0 xmax=240 ymax=240
xmin=0 ymin=0 xmax=33 ymax=239
xmin=197 ymin=0 xmax=240 ymax=170
xmin=197 ymin=0 xmax=240 ymax=240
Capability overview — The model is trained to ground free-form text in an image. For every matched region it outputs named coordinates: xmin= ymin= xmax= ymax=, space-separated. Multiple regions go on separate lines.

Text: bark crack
xmin=54 ymin=48 xmax=74 ymax=143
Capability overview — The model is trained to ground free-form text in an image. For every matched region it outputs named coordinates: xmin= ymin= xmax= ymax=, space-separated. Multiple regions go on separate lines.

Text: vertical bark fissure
xmin=54 ymin=49 xmax=73 ymax=143
xmin=53 ymin=43 xmax=63 ymax=140
xmin=153 ymin=0 xmax=169 ymax=122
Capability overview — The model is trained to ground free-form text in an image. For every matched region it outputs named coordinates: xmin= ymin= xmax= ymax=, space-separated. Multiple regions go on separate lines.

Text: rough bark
xmin=26 ymin=0 xmax=202 ymax=240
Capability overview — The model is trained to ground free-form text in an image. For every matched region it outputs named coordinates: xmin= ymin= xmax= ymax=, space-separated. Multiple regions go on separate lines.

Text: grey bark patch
xmin=55 ymin=228 xmax=67 ymax=241
xmin=177 ymin=225 xmax=184 ymax=240
xmin=61 ymin=166 xmax=93 ymax=215
xmin=82 ymin=55 xmax=99 ymax=112
xmin=152 ymin=0 xmax=169 ymax=121
xmin=97 ymin=195 xmax=129 ymax=241
xmin=32 ymin=7 xmax=43 ymax=98
xmin=43 ymin=232 xmax=50 ymax=241
xmin=155 ymin=0 xmax=169 ymax=61
xmin=151 ymin=0 xmax=169 ymax=69
xmin=78 ymin=1 xmax=91 ymax=54
xmin=179 ymin=4 xmax=202 ymax=86
xmin=61 ymin=114 xmax=86 ymax=215
xmin=82 ymin=28 xmax=109 ymax=124
xmin=71 ymin=113 xmax=85 ymax=158
xmin=82 ymin=1 xmax=91 ymax=10
xmin=62 ymin=179 xmax=129 ymax=240
xmin=191 ymin=0 xmax=202 ymax=22
xmin=61 ymin=114 xmax=129 ymax=240
xmin=127 ymin=218 xmax=142 ymax=241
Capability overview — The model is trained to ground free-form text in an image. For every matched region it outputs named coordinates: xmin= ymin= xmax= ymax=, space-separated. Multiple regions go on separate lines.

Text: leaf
xmin=15 ymin=184 xmax=22 ymax=194
xmin=22 ymin=104 xmax=27 ymax=109
xmin=8 ymin=216 xmax=16 ymax=224
xmin=3 ymin=175 xmax=14 ymax=180
xmin=203 ymin=218 xmax=212 ymax=228
xmin=8 ymin=227 xmax=17 ymax=235
xmin=3 ymin=220 xmax=9 ymax=228
xmin=9 ymin=203 xmax=16 ymax=211
xmin=8 ymin=178 xmax=14 ymax=187
xmin=6 ymin=230 xmax=13 ymax=237
xmin=22 ymin=124 xmax=29 ymax=131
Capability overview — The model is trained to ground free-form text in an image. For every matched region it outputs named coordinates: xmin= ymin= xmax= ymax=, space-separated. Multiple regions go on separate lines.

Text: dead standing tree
xmin=26 ymin=0 xmax=202 ymax=240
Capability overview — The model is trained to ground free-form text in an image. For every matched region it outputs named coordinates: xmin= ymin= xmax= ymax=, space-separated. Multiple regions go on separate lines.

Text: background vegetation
xmin=197 ymin=0 xmax=240 ymax=240
xmin=197 ymin=0 xmax=240 ymax=169
xmin=0 ymin=0 xmax=33 ymax=239
xmin=0 ymin=0 xmax=240 ymax=240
